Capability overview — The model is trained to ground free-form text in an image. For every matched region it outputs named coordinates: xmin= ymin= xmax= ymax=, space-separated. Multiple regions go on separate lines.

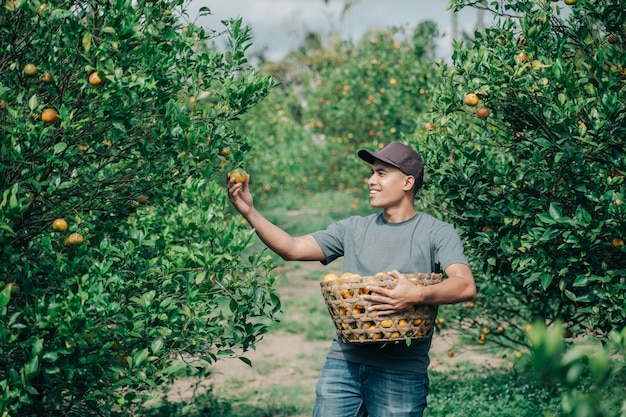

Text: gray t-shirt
xmin=311 ymin=211 xmax=469 ymax=373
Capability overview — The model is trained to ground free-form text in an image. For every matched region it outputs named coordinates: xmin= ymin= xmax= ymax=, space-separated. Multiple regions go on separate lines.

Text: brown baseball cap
xmin=357 ymin=142 xmax=424 ymax=189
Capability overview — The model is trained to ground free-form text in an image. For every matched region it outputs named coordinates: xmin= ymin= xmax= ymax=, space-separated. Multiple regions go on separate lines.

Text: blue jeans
xmin=313 ymin=358 xmax=429 ymax=417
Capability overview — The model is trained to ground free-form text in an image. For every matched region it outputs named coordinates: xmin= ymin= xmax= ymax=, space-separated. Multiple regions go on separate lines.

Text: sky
xmin=187 ymin=0 xmax=489 ymax=61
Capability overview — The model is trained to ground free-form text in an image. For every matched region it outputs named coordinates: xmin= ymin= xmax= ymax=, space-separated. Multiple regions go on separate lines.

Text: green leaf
xmin=28 ymin=94 xmax=38 ymax=111
xmin=548 ymin=203 xmax=563 ymax=221
xmin=82 ymin=32 xmax=92 ymax=52
xmin=541 ymin=273 xmax=553 ymax=290
xmin=195 ymin=271 xmax=206 ymax=285
xmin=53 ymin=142 xmax=67 ymax=155
xmin=539 ymin=228 xmax=561 ymax=242
xmin=0 ymin=285 xmax=11 ymax=308
xmin=151 ymin=338 xmax=163 ymax=355
xmin=572 ymin=275 xmax=589 ymax=287
xmin=574 ymin=205 xmax=591 ymax=227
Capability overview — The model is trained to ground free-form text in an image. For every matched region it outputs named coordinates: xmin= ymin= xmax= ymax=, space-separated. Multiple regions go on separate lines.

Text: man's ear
xmin=403 ymin=175 xmax=416 ymax=192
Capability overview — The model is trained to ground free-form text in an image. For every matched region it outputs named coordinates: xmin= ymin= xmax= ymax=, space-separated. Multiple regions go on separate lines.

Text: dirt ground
xmin=162 ymin=260 xmax=509 ymax=411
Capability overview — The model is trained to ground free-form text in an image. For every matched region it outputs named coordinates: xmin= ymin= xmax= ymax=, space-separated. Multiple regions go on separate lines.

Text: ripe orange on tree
xmin=464 ymin=93 xmax=479 ymax=106
xmin=229 ymin=168 xmax=248 ymax=184
xmin=64 ymin=232 xmax=84 ymax=247
xmin=219 ymin=147 xmax=230 ymax=157
xmin=611 ymin=237 xmax=624 ymax=248
xmin=88 ymin=71 xmax=103 ymax=86
xmin=4 ymin=282 xmax=20 ymax=296
xmin=41 ymin=108 xmax=58 ymax=123
xmin=24 ymin=63 xmax=38 ymax=76
xmin=52 ymin=218 xmax=68 ymax=232
xmin=515 ymin=51 xmax=529 ymax=64
xmin=41 ymin=71 xmax=53 ymax=84
xmin=476 ymin=107 xmax=490 ymax=119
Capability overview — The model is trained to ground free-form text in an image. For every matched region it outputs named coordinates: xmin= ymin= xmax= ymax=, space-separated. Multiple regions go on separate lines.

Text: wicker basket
xmin=320 ymin=273 xmax=442 ymax=343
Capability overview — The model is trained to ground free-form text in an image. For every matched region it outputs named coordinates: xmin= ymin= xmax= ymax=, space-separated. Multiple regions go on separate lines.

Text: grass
xmin=425 ymin=367 xmax=562 ymax=417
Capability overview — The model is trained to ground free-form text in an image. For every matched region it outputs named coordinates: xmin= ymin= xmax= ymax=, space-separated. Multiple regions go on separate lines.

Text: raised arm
xmin=227 ymin=173 xmax=326 ymax=262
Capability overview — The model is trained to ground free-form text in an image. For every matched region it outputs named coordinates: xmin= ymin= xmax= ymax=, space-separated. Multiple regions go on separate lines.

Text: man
xmin=227 ymin=141 xmax=476 ymax=417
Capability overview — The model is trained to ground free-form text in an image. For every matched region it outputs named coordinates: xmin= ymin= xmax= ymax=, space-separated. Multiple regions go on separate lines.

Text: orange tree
xmin=240 ymin=22 xmax=442 ymax=204
xmin=0 ymin=0 xmax=278 ymax=415
xmin=416 ymin=0 xmax=625 ymax=348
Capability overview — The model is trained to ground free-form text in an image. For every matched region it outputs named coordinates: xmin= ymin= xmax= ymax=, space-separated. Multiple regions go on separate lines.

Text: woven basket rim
xmin=320 ymin=272 xmax=442 ymax=344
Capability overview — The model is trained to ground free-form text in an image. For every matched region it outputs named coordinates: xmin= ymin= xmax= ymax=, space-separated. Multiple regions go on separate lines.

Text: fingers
xmin=226 ymin=174 xmax=246 ymax=196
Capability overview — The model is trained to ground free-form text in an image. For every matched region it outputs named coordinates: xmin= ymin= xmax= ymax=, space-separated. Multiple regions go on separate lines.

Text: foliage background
xmin=1 ymin=0 xmax=624 ymax=416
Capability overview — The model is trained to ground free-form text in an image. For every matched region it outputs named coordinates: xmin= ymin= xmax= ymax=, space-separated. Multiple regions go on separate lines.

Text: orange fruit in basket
xmin=339 ymin=307 xmax=349 ymax=316
xmin=323 ymin=273 xmax=339 ymax=282
xmin=340 ymin=272 xmax=358 ymax=279
xmin=363 ymin=321 xmax=375 ymax=329
xmin=398 ymin=319 xmax=408 ymax=328
xmin=390 ymin=331 xmax=400 ymax=339
xmin=413 ymin=318 xmax=423 ymax=326
xmin=380 ymin=319 xmax=393 ymax=328
xmin=352 ymin=305 xmax=365 ymax=315
xmin=340 ymin=289 xmax=353 ymax=299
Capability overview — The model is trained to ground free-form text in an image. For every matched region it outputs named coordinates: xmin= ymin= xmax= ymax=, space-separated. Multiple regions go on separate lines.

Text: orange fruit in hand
xmin=52 ymin=218 xmax=68 ymax=232
xmin=24 ymin=63 xmax=38 ymax=76
xmin=41 ymin=108 xmax=58 ymax=123
xmin=464 ymin=93 xmax=479 ymax=106
xmin=88 ymin=71 xmax=103 ymax=85
xmin=229 ymin=168 xmax=248 ymax=184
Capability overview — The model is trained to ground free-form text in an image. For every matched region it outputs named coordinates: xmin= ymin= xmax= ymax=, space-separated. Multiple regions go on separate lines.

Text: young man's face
xmin=367 ymin=160 xmax=412 ymax=208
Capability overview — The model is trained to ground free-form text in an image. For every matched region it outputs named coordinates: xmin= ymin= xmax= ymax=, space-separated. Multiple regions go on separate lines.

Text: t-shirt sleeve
xmin=432 ymin=223 xmax=470 ymax=272
xmin=310 ymin=218 xmax=349 ymax=265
